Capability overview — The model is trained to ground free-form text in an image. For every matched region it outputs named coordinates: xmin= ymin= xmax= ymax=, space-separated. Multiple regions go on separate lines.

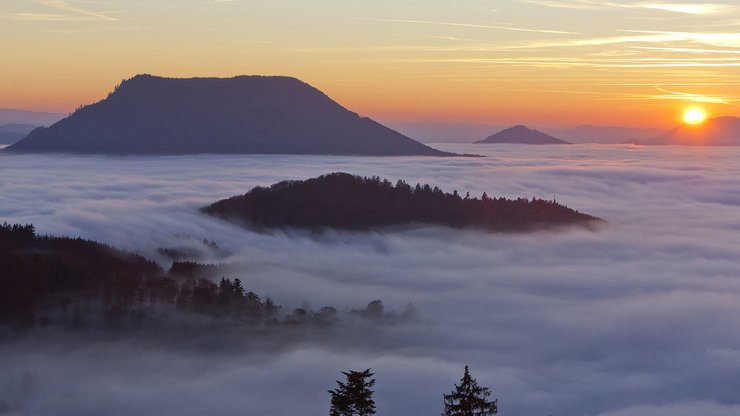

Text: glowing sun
xmin=683 ymin=106 xmax=707 ymax=125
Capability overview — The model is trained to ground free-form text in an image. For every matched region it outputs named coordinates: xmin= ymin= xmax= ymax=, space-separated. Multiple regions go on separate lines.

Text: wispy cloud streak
xmin=32 ymin=0 xmax=118 ymax=21
xmin=650 ymin=86 xmax=736 ymax=103
xmin=363 ymin=18 xmax=579 ymax=35
xmin=519 ymin=0 xmax=734 ymax=15
xmin=496 ymin=30 xmax=740 ymax=52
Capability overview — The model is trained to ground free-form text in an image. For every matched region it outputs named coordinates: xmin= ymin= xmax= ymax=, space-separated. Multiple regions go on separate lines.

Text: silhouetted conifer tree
xmin=442 ymin=366 xmax=498 ymax=416
xmin=329 ymin=369 xmax=376 ymax=416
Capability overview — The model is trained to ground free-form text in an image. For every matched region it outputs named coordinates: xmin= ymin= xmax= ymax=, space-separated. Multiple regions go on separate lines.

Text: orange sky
xmin=2 ymin=0 xmax=740 ymax=128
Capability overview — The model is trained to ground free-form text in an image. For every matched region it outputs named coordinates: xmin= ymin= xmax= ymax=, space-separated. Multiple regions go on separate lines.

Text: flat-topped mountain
xmin=644 ymin=116 xmax=740 ymax=146
xmin=475 ymin=125 xmax=571 ymax=145
xmin=201 ymin=173 xmax=600 ymax=232
xmin=6 ymin=75 xmax=452 ymax=156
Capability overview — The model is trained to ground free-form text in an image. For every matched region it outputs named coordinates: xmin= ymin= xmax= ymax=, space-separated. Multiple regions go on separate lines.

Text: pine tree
xmin=329 ymin=369 xmax=376 ymax=416
xmin=442 ymin=366 xmax=498 ymax=416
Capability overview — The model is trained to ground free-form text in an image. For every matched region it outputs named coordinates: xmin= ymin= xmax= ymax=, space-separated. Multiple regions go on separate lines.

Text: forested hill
xmin=5 ymin=74 xmax=453 ymax=156
xmin=201 ymin=173 xmax=600 ymax=232
xmin=0 ymin=223 xmax=398 ymax=331
xmin=0 ymin=223 xmax=161 ymax=327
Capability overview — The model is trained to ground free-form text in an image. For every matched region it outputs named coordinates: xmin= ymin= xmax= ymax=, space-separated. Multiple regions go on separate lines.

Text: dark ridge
xmin=0 ymin=222 xmax=409 ymax=332
xmin=475 ymin=125 xmax=571 ymax=145
xmin=0 ymin=222 xmax=161 ymax=328
xmin=5 ymin=74 xmax=454 ymax=156
xmin=201 ymin=173 xmax=601 ymax=232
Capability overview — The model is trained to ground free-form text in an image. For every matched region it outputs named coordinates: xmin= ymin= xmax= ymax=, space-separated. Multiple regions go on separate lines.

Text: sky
xmin=2 ymin=0 xmax=740 ymax=128
xmin=3 ymin=144 xmax=740 ymax=415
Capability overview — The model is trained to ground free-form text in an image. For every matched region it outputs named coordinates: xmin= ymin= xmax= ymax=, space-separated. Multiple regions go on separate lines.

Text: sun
xmin=682 ymin=106 xmax=707 ymax=125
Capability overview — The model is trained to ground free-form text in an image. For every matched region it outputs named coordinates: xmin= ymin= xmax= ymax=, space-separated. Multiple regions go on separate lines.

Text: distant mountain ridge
xmin=0 ymin=123 xmax=38 ymax=145
xmin=386 ymin=121 xmax=505 ymax=143
xmin=0 ymin=108 xmax=65 ymax=126
xmin=0 ymin=133 xmax=25 ymax=145
xmin=6 ymin=75 xmax=452 ymax=156
xmin=548 ymin=125 xmax=665 ymax=144
xmin=644 ymin=116 xmax=740 ymax=146
xmin=475 ymin=125 xmax=571 ymax=145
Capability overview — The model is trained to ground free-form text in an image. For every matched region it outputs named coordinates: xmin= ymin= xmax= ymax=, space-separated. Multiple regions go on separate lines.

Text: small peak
xmin=506 ymin=125 xmax=536 ymax=133
xmin=111 ymin=74 xmax=161 ymax=95
xmin=128 ymin=73 xmax=157 ymax=80
xmin=120 ymin=74 xmax=159 ymax=85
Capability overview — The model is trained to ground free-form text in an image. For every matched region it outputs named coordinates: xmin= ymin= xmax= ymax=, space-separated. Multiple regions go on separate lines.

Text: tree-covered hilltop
xmin=0 ymin=222 xmax=405 ymax=331
xmin=201 ymin=173 xmax=601 ymax=232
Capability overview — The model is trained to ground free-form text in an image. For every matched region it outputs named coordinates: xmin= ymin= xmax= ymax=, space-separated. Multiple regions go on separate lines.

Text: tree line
xmin=0 ymin=222 xmax=410 ymax=331
xmin=329 ymin=366 xmax=498 ymax=416
xmin=202 ymin=172 xmax=600 ymax=232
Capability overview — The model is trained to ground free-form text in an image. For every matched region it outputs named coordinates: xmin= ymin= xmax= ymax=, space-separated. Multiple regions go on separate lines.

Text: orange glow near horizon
xmin=1 ymin=1 xmax=739 ymax=129
xmin=682 ymin=106 xmax=708 ymax=126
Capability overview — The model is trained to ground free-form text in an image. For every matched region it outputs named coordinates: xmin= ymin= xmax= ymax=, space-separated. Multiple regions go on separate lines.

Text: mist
xmin=2 ymin=144 xmax=740 ymax=416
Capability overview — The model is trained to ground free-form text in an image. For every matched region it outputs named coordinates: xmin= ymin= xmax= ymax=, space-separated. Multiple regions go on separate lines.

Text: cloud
xmin=596 ymin=401 xmax=740 ymax=416
xmin=648 ymin=86 xmax=737 ymax=103
xmin=23 ymin=0 xmax=119 ymax=22
xmin=630 ymin=46 xmax=740 ymax=54
xmin=362 ymin=18 xmax=579 ymax=35
xmin=348 ymin=55 xmax=740 ymax=70
xmin=10 ymin=12 xmax=81 ymax=21
xmin=622 ymin=30 xmax=740 ymax=48
xmin=499 ymin=31 xmax=740 ymax=50
xmin=519 ymin=0 xmax=734 ymax=15
xmin=639 ymin=2 xmax=731 ymax=14
xmin=1 ymin=145 xmax=740 ymax=415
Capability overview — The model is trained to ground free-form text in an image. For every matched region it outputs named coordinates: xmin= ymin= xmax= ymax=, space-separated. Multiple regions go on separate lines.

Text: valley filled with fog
xmin=2 ymin=144 xmax=740 ymax=416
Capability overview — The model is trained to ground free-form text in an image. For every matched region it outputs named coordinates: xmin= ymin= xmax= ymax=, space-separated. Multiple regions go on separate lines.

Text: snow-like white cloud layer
xmin=1 ymin=143 xmax=740 ymax=416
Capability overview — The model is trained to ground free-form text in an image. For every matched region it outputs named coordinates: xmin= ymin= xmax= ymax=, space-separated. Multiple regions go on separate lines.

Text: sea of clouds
xmin=1 ymin=144 xmax=740 ymax=416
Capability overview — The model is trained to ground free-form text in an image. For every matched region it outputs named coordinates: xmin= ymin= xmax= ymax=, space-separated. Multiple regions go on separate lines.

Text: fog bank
xmin=2 ymin=144 xmax=740 ymax=415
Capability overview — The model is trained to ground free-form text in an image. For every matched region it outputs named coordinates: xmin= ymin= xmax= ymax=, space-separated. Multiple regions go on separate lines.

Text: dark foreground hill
xmin=5 ymin=75 xmax=452 ymax=156
xmin=0 ymin=222 xmax=398 ymax=331
xmin=201 ymin=173 xmax=599 ymax=232
xmin=475 ymin=125 xmax=571 ymax=145
xmin=644 ymin=116 xmax=740 ymax=146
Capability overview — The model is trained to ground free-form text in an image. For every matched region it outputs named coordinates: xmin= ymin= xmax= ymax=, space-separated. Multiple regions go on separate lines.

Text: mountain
xmin=0 ymin=123 xmax=38 ymax=134
xmin=0 ymin=109 xmax=65 ymax=126
xmin=0 ymin=132 xmax=25 ymax=145
xmin=644 ymin=117 xmax=740 ymax=146
xmin=201 ymin=172 xmax=600 ymax=232
xmin=548 ymin=125 xmax=665 ymax=144
xmin=384 ymin=122 xmax=666 ymax=145
xmin=385 ymin=121 xmax=505 ymax=143
xmin=6 ymin=75 xmax=452 ymax=156
xmin=0 ymin=123 xmax=38 ymax=144
xmin=475 ymin=125 xmax=571 ymax=145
